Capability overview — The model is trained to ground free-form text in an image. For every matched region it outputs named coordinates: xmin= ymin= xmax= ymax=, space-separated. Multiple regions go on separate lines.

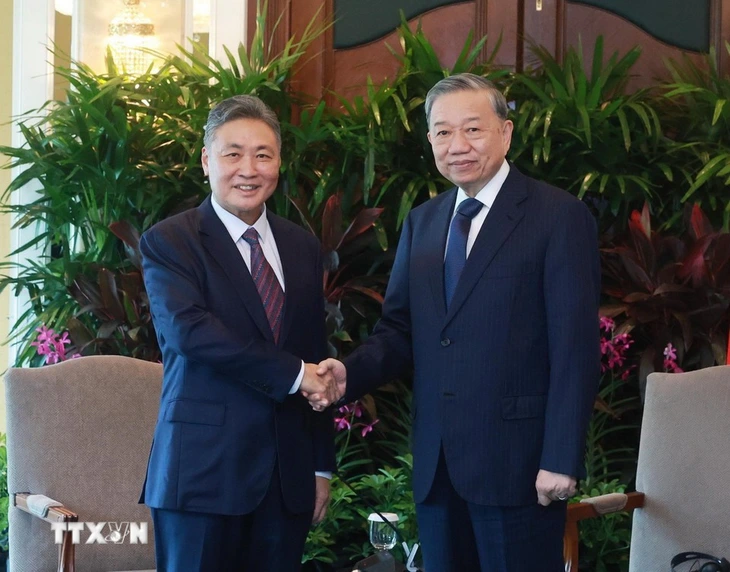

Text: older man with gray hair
xmin=318 ymin=73 xmax=600 ymax=571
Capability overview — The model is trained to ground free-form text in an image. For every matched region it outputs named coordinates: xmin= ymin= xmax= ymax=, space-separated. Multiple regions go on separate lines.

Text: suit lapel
xmin=427 ymin=190 xmax=457 ymax=319
xmin=197 ymin=197 xmax=275 ymax=342
xmin=444 ymin=168 xmax=528 ymax=325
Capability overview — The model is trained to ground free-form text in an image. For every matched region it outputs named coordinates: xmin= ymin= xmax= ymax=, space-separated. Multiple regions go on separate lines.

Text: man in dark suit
xmin=317 ymin=74 xmax=600 ymax=571
xmin=140 ymin=95 xmax=342 ymax=571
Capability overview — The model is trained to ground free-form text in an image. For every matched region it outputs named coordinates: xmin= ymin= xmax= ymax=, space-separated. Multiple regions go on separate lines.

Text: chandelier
xmin=108 ymin=0 xmax=156 ymax=76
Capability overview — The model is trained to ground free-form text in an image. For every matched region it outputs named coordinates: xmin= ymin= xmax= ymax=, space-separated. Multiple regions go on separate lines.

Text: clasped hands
xmin=300 ymin=359 xmax=346 ymax=411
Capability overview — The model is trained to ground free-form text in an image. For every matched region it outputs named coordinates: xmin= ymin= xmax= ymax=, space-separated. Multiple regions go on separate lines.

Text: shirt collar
xmin=454 ymin=159 xmax=510 ymax=212
xmin=210 ymin=196 xmax=271 ymax=243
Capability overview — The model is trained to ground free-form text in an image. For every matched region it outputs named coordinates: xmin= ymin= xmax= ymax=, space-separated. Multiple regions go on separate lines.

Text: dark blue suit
xmin=344 ymin=166 xmax=600 ymax=570
xmin=140 ymin=197 xmax=335 ymax=570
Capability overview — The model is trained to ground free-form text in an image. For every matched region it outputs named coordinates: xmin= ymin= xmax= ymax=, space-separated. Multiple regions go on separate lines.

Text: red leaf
xmin=321 ymin=195 xmax=343 ymax=252
xmin=109 ymin=221 xmax=142 ymax=269
xmin=629 ymin=202 xmax=651 ymax=239
xmin=98 ymin=268 xmax=126 ymax=322
xmin=677 ymin=236 xmax=711 ymax=287
xmin=109 ymin=221 xmax=140 ymax=251
xmin=689 ymin=203 xmax=714 ymax=240
xmin=70 ymin=275 xmax=102 ymax=309
xmin=286 ymin=191 xmax=316 ymax=236
xmin=620 ymin=255 xmax=654 ymax=292
xmin=670 ymin=311 xmax=693 ymax=351
xmin=628 ymin=206 xmax=655 ymax=276
xmin=343 ymin=285 xmax=385 ymax=305
xmin=599 ymin=304 xmax=628 ymax=318
xmin=337 ymin=208 xmax=384 ymax=250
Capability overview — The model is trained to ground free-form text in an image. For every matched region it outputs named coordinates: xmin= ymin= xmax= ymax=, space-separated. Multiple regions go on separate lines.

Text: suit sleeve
xmin=309 ymin=244 xmax=337 ymax=472
xmin=539 ymin=199 xmax=601 ymax=478
xmin=343 ymin=212 xmax=414 ymax=401
xmin=141 ymin=227 xmax=301 ymax=402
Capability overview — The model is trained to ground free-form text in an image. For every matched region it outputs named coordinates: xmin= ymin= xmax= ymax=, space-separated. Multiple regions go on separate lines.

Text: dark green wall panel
xmin=568 ymin=0 xmax=710 ymax=52
xmin=333 ymin=0 xmax=464 ymax=49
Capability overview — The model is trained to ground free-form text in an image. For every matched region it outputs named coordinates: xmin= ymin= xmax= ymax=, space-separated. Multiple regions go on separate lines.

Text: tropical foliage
xmin=659 ymin=44 xmax=730 ymax=227
xmin=601 ymin=203 xmax=730 ymax=381
xmin=507 ymin=38 xmax=668 ymax=223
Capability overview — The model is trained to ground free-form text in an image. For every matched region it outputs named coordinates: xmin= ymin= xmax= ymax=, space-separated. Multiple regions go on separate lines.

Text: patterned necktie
xmin=242 ymin=228 xmax=285 ymax=342
xmin=444 ymin=197 xmax=483 ymax=307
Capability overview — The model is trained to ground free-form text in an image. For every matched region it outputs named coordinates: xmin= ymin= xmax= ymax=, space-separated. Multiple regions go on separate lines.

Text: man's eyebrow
xmin=219 ymin=143 xmax=275 ymax=152
xmin=431 ymin=116 xmax=481 ymax=127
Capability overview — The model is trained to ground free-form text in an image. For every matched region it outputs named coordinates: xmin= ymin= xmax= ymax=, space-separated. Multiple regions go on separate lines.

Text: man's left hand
xmin=535 ymin=469 xmax=576 ymax=506
xmin=312 ymin=476 xmax=331 ymax=524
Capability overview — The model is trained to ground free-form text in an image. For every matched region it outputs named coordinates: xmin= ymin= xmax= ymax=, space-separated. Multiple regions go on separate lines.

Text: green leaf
xmin=616 ymin=109 xmax=631 ymax=151
xmin=683 ymin=154 xmax=730 ymax=201
xmin=712 ymin=99 xmax=727 ymax=125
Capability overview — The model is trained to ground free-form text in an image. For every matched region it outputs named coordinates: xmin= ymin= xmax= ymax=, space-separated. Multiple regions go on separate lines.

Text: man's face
xmin=427 ymin=90 xmax=513 ymax=197
xmin=202 ymin=118 xmax=281 ymax=225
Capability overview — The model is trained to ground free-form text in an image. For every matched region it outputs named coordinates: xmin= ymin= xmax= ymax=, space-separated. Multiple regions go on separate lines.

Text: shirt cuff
xmin=315 ymin=472 xmax=332 ymax=480
xmin=289 ymin=361 xmax=305 ymax=394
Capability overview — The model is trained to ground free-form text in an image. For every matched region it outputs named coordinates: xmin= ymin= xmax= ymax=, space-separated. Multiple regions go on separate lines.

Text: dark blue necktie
xmin=444 ymin=197 xmax=483 ymax=307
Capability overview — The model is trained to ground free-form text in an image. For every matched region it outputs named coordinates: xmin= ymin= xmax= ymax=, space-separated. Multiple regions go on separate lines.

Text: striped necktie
xmin=242 ymin=228 xmax=285 ymax=342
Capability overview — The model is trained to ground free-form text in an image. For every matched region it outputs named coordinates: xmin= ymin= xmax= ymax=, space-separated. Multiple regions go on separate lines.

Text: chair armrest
xmin=13 ymin=493 xmax=78 ymax=572
xmin=13 ymin=492 xmax=79 ymax=523
xmin=568 ymin=491 xmax=645 ymax=522
xmin=563 ymin=492 xmax=644 ymax=572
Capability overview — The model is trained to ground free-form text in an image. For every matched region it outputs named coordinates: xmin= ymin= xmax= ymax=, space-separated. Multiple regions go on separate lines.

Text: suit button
xmin=441 ymin=338 xmax=451 ymax=347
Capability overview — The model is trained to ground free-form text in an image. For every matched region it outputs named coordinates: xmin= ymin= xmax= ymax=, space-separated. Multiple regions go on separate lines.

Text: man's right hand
xmin=317 ymin=359 xmax=347 ymax=402
xmin=300 ymin=363 xmax=340 ymax=410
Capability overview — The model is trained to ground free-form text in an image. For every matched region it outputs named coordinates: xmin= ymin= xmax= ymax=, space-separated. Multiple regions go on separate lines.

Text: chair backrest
xmin=630 ymin=365 xmax=730 ymax=570
xmin=5 ymin=355 xmax=162 ymax=572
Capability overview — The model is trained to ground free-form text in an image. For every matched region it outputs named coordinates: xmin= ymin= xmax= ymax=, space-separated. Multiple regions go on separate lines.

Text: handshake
xmin=300 ymin=359 xmax=347 ymax=411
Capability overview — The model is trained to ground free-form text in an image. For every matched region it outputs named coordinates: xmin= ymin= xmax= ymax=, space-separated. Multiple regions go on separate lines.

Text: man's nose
xmin=448 ymin=130 xmax=470 ymax=152
xmin=235 ymin=156 xmax=256 ymax=176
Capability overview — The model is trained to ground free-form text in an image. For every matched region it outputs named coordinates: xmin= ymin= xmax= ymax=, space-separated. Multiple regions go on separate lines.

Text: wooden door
xmin=252 ymin=0 xmax=730 ymax=101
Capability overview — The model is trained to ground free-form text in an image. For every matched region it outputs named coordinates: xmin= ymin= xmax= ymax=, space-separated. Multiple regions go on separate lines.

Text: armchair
xmin=5 ymin=355 xmax=161 ymax=572
xmin=564 ymin=365 xmax=730 ymax=571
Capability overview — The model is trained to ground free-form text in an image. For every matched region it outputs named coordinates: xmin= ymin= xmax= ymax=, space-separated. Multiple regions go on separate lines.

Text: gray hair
xmin=425 ymin=73 xmax=509 ymax=127
xmin=203 ymin=95 xmax=281 ymax=149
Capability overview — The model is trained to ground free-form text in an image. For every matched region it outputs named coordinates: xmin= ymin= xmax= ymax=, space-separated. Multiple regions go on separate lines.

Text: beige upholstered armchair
xmin=564 ymin=365 xmax=730 ymax=571
xmin=5 ymin=355 xmax=161 ymax=572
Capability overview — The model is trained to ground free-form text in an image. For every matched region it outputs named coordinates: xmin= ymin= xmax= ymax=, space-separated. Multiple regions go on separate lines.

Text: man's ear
xmin=502 ymin=120 xmax=514 ymax=150
xmin=201 ymin=147 xmax=209 ymax=176
xmin=427 ymin=131 xmax=432 ymax=144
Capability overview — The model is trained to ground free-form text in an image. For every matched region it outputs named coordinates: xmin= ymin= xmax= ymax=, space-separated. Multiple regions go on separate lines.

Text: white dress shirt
xmin=445 ymin=159 xmax=511 ymax=258
xmin=210 ymin=197 xmax=305 ymax=393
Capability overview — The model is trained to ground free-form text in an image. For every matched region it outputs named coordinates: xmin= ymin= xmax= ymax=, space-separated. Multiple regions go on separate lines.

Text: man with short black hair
xmin=141 ymin=94 xmax=340 ymax=571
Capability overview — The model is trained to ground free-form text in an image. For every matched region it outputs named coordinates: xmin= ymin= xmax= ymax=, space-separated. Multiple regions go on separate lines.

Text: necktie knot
xmin=457 ymin=197 xmax=483 ymax=219
xmin=444 ymin=197 xmax=482 ymax=308
xmin=242 ymin=228 xmax=259 ymax=246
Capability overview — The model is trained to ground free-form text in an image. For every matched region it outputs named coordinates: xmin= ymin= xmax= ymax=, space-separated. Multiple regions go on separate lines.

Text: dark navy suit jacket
xmin=140 ymin=196 xmax=335 ymax=516
xmin=345 ymin=166 xmax=600 ymax=506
